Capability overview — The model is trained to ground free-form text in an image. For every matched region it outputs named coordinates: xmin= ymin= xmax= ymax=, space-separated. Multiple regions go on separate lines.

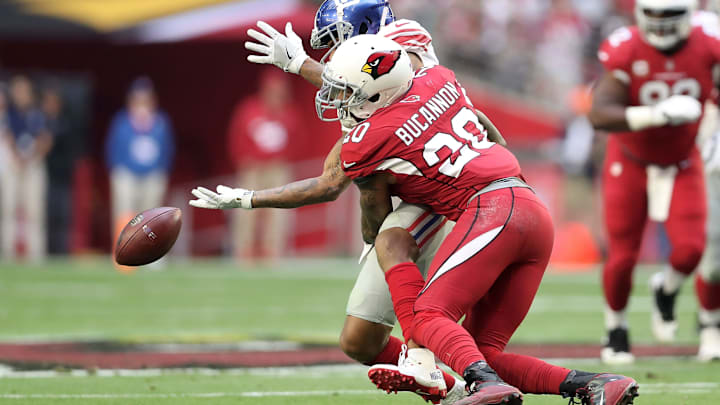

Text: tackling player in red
xmin=324 ymin=34 xmax=638 ymax=405
xmin=588 ymin=0 xmax=720 ymax=363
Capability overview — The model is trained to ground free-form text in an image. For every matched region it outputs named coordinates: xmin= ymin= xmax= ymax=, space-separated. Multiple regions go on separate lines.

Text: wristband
xmin=625 ymin=105 xmax=666 ymax=131
xmin=286 ymin=53 xmax=309 ymax=75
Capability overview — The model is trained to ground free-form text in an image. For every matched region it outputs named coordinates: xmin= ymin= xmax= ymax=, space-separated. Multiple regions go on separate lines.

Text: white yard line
xmin=0 ymin=364 xmax=368 ymax=378
xmin=0 ymin=390 xmax=382 ymax=399
xmin=1 ymin=383 xmax=718 ymax=399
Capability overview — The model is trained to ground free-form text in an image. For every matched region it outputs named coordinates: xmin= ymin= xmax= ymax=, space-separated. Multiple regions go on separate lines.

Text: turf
xmin=1 ymin=361 xmax=718 ymax=404
xmin=2 ymin=258 xmax=719 ymax=405
xmin=0 ymin=258 xmax=706 ymax=344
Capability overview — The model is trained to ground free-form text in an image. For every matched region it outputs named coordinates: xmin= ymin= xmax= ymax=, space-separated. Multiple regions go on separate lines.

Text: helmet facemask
xmin=315 ymin=67 xmax=369 ymax=122
xmin=636 ymin=2 xmax=695 ymax=50
xmin=315 ymin=66 xmax=410 ymax=124
xmin=310 ymin=21 xmax=353 ymax=51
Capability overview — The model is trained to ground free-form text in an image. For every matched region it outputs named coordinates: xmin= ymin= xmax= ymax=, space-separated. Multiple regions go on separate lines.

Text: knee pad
xmin=670 ymin=244 xmax=704 ymax=274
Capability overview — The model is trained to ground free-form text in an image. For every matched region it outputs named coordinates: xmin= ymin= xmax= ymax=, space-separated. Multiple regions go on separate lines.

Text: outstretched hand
xmin=245 ymin=21 xmax=308 ymax=74
xmin=189 ymin=185 xmax=254 ymax=209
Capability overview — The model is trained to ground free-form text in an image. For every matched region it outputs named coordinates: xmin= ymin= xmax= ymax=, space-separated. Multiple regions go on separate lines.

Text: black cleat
xmin=649 ymin=272 xmax=679 ymax=342
xmin=601 ymin=328 xmax=634 ymax=364
xmin=570 ymin=373 xmax=639 ymax=405
xmin=455 ymin=361 xmax=523 ymax=405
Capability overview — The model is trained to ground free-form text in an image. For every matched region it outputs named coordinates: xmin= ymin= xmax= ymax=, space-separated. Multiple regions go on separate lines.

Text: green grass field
xmin=1 ymin=258 xmax=719 ymax=404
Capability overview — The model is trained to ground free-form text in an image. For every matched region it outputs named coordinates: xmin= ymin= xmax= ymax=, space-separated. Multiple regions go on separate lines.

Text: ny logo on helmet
xmin=361 ymin=50 xmax=401 ymax=79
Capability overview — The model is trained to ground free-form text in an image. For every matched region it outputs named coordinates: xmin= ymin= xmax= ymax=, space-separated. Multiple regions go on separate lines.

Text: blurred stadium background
xmin=0 ymin=0 xmax=718 ymax=404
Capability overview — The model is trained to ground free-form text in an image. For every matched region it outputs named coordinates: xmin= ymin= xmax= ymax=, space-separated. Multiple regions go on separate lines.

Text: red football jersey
xmin=341 ymin=66 xmax=521 ymax=221
xmin=597 ymin=23 xmax=720 ymax=165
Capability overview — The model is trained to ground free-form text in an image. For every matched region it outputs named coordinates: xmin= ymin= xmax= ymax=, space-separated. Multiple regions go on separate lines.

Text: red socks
xmin=365 ymin=335 xmax=403 ymax=366
xmin=696 ymin=275 xmax=720 ymax=311
xmin=384 ymin=262 xmax=426 ymax=342
xmin=383 ymin=262 xmax=457 ymax=390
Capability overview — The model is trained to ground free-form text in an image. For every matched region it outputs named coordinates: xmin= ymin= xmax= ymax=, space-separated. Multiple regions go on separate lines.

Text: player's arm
xmin=475 ymin=109 xmax=506 ymax=146
xmin=244 ymin=21 xmax=326 ymax=88
xmin=587 ymin=72 xmax=635 ymax=131
xmin=190 ymin=138 xmax=351 ymax=210
xmin=589 ymin=73 xmax=702 ymax=132
xmin=354 ymin=173 xmax=394 ymax=244
xmin=251 ymin=138 xmax=350 ymax=208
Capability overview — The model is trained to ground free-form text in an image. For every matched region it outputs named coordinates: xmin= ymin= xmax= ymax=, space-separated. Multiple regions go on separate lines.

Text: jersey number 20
xmin=423 ymin=107 xmax=494 ymax=178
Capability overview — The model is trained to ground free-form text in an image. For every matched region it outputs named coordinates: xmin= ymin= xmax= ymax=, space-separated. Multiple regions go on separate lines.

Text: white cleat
xmin=369 ymin=346 xmax=447 ymax=404
xmin=601 ymin=347 xmax=636 ymax=365
xmin=651 ymin=313 xmax=678 ymax=342
xmin=649 ymin=272 xmax=678 ymax=343
xmin=698 ymin=326 xmax=720 ymax=363
xmin=441 ymin=377 xmax=467 ymax=405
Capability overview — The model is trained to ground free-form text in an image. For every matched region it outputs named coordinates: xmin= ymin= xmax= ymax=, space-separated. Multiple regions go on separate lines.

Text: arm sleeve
xmin=597 ymin=27 xmax=634 ymax=85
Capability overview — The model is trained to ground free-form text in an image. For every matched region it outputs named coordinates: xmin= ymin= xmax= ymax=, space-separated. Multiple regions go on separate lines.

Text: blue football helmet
xmin=310 ymin=0 xmax=395 ymax=51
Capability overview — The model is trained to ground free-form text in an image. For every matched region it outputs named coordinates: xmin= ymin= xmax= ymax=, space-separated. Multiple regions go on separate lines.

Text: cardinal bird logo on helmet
xmin=361 ymin=50 xmax=402 ymax=79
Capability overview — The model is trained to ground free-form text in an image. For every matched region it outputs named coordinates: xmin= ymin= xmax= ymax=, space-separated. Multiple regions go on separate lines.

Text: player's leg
xmin=348 ymin=203 xmax=461 ymax=403
xmin=409 ymin=188 xmax=528 ymax=404
xmin=652 ymin=151 xmax=706 ymax=344
xmin=696 ymin=170 xmax=720 ymax=361
xmin=461 ymin=250 xmax=637 ymax=403
xmin=372 ymin=223 xmax=466 ymax=404
xmin=413 ymin=188 xmax=638 ymax=404
xmin=601 ymin=143 xmax=647 ymax=363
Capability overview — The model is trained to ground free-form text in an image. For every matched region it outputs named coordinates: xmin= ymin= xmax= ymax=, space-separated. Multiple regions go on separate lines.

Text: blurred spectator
xmin=0 ymin=84 xmax=9 ymax=252
xmin=105 ymin=76 xmax=174 ymax=241
xmin=1 ymin=76 xmax=53 ymax=262
xmin=42 ymin=84 xmax=78 ymax=254
xmin=227 ymin=70 xmax=300 ymax=261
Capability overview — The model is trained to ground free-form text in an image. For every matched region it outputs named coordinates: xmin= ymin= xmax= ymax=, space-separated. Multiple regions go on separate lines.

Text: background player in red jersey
xmin=323 ymin=34 xmax=638 ymax=405
xmin=589 ymin=0 xmax=720 ymax=363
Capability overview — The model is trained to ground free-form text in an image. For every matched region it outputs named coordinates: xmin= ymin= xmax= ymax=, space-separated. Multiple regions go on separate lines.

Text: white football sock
xmin=699 ymin=309 xmax=720 ymax=326
xmin=605 ymin=306 xmax=628 ymax=330
xmin=663 ymin=267 xmax=687 ymax=295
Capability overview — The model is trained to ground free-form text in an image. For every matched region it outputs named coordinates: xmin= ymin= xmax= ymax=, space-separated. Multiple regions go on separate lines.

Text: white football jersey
xmin=379 ymin=19 xmax=439 ymax=67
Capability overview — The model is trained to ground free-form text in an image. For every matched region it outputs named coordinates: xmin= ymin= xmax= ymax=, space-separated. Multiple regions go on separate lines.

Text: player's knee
xmin=606 ymin=252 xmax=637 ymax=274
xmin=339 ymin=318 xmax=389 ymax=363
xmin=375 ymin=227 xmax=419 ymax=272
xmin=670 ymin=243 xmax=704 ymax=274
xmin=339 ymin=332 xmax=381 ymax=363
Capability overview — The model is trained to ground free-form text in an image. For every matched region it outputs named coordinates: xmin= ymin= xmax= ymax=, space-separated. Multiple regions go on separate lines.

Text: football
xmin=114 ymin=207 xmax=182 ymax=266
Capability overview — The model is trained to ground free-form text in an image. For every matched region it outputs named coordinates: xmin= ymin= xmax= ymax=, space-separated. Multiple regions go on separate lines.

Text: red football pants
xmin=411 ymin=187 xmax=570 ymax=394
xmin=602 ymin=139 xmax=706 ymax=311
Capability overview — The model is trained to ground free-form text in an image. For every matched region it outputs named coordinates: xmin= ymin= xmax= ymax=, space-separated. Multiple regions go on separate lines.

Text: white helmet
xmin=635 ymin=0 xmax=698 ymax=50
xmin=315 ymin=34 xmax=413 ymax=123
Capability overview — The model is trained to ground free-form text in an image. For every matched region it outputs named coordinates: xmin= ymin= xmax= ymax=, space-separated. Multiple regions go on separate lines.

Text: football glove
xmin=656 ymin=95 xmax=702 ymax=126
xmin=245 ymin=21 xmax=308 ymax=74
xmin=189 ymin=185 xmax=254 ymax=209
xmin=626 ymin=95 xmax=702 ymax=130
